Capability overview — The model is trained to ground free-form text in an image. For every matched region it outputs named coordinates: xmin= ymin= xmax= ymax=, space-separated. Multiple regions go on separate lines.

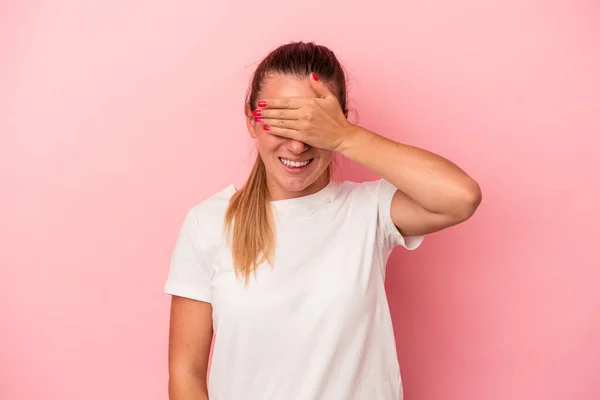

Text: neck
xmin=267 ymin=173 xmax=329 ymax=201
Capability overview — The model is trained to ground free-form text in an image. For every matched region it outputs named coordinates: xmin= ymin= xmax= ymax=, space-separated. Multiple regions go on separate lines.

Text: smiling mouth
xmin=279 ymin=157 xmax=314 ymax=168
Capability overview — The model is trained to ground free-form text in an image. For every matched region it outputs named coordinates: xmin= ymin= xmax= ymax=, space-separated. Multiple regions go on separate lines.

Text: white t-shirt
xmin=164 ymin=179 xmax=424 ymax=400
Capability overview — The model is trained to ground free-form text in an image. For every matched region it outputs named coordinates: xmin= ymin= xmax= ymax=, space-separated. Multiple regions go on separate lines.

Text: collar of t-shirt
xmin=227 ymin=180 xmax=337 ymax=211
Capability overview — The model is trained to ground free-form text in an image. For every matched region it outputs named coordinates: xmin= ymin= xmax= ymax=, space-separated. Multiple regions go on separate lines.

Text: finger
xmin=261 ymin=118 xmax=302 ymax=131
xmin=262 ymin=124 xmax=299 ymax=140
xmin=254 ymin=108 xmax=299 ymax=120
xmin=256 ymin=97 xmax=306 ymax=109
xmin=309 ymin=72 xmax=333 ymax=99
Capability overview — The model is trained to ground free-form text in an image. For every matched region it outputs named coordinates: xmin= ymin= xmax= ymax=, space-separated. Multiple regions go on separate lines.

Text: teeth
xmin=280 ymin=158 xmax=311 ymax=168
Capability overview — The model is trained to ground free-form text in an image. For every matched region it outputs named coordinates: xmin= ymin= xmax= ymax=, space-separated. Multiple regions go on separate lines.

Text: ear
xmin=245 ymin=103 xmax=258 ymax=139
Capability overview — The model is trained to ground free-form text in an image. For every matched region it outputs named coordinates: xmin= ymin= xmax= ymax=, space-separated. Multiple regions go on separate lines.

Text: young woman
xmin=165 ymin=42 xmax=481 ymax=400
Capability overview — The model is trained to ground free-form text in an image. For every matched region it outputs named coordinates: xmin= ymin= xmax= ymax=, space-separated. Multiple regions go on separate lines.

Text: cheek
xmin=317 ymin=150 xmax=333 ymax=164
xmin=256 ymin=132 xmax=283 ymax=154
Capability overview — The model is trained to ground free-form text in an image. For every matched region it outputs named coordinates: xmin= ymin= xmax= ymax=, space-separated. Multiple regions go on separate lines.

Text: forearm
xmin=339 ymin=125 xmax=481 ymax=218
xmin=169 ymin=372 xmax=209 ymax=400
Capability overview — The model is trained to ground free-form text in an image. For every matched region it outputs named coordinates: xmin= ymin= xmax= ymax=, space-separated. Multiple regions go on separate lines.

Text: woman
xmin=165 ymin=42 xmax=481 ymax=400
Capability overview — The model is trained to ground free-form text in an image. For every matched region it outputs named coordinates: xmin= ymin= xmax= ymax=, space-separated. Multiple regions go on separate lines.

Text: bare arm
xmin=339 ymin=127 xmax=482 ymax=237
xmin=168 ymin=296 xmax=213 ymax=400
xmin=253 ymin=76 xmax=481 ymax=237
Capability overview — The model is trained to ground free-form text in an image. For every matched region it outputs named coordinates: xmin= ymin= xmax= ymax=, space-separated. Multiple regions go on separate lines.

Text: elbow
xmin=456 ymin=179 xmax=482 ymax=221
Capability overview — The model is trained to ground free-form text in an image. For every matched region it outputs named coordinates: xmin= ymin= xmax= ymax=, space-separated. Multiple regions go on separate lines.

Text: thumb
xmin=310 ymin=72 xmax=333 ymax=99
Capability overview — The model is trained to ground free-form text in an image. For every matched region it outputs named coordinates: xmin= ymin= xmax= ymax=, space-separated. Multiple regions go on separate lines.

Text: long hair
xmin=224 ymin=42 xmax=349 ymax=283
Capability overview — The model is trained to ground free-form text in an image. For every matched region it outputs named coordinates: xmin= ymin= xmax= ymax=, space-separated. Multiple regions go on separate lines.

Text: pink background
xmin=1 ymin=1 xmax=599 ymax=399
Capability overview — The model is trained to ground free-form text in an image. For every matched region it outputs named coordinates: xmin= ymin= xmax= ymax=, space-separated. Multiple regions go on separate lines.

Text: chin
xmin=268 ymin=157 xmax=330 ymax=197
xmin=279 ymin=176 xmax=316 ymax=192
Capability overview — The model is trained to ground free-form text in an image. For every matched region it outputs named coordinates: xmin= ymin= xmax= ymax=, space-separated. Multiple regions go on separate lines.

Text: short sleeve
xmin=164 ymin=209 xmax=213 ymax=303
xmin=377 ymin=179 xmax=424 ymax=252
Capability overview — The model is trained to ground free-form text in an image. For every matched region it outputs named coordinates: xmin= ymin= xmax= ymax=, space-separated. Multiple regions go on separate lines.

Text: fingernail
xmin=253 ymin=109 xmax=262 ymax=117
xmin=257 ymin=100 xmax=267 ymax=107
xmin=263 ymin=125 xmax=270 ymax=131
xmin=311 ymin=72 xmax=319 ymax=81
xmin=254 ymin=117 xmax=263 ymax=122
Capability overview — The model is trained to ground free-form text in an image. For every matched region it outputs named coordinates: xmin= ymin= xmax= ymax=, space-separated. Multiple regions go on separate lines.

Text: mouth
xmin=279 ymin=157 xmax=314 ymax=171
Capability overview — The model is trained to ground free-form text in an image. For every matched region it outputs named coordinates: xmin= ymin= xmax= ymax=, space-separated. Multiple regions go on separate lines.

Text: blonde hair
xmin=224 ymin=42 xmax=346 ymax=283
xmin=224 ymin=158 xmax=333 ymax=283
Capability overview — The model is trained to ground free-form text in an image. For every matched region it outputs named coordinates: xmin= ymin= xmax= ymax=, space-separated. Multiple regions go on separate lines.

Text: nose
xmin=286 ymin=139 xmax=309 ymax=154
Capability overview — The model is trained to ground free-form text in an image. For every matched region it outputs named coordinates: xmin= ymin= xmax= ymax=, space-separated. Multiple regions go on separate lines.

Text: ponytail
xmin=224 ymin=156 xmax=274 ymax=283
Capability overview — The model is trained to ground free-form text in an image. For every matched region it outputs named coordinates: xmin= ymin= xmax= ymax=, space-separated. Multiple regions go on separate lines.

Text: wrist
xmin=336 ymin=124 xmax=372 ymax=157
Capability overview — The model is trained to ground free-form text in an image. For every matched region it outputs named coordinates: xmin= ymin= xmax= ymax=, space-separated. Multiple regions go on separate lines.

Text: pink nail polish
xmin=257 ymin=101 xmax=267 ymax=107
xmin=263 ymin=125 xmax=270 ymax=131
xmin=253 ymin=109 xmax=262 ymax=117
xmin=311 ymin=72 xmax=319 ymax=81
xmin=254 ymin=117 xmax=263 ymax=122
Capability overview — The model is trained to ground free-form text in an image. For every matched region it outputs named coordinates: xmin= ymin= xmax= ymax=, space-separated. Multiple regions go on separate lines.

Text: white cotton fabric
xmin=164 ymin=179 xmax=424 ymax=400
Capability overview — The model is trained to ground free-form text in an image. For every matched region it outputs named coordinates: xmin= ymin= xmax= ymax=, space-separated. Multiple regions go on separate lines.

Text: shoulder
xmin=184 ymin=185 xmax=236 ymax=234
xmin=188 ymin=185 xmax=235 ymax=215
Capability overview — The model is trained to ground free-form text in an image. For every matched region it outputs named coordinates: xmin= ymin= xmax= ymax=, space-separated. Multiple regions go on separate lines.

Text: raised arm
xmin=168 ymin=296 xmax=213 ymax=400
xmin=255 ymin=73 xmax=482 ymax=237
xmin=339 ymin=129 xmax=482 ymax=236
